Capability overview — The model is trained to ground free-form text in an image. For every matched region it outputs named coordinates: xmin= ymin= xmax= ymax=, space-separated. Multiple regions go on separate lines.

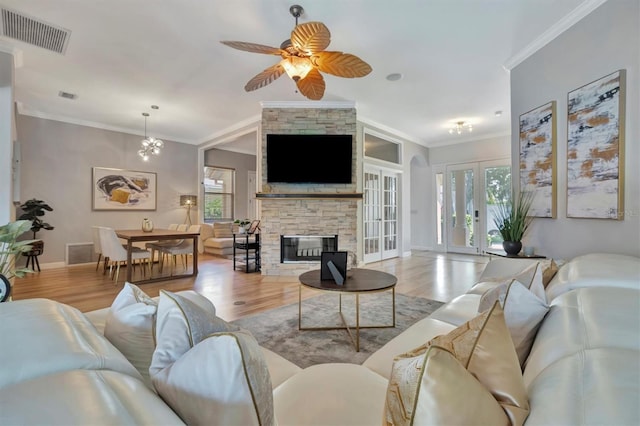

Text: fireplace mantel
xmin=256 ymin=193 xmax=363 ymax=200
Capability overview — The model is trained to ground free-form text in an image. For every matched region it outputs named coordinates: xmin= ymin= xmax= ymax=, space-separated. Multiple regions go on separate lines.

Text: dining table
xmin=115 ymin=228 xmax=199 ymax=284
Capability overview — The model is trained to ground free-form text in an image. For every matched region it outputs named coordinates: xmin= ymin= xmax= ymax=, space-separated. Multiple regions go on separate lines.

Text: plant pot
xmin=502 ymin=241 xmax=522 ymax=256
xmin=0 ymin=274 xmax=11 ymax=302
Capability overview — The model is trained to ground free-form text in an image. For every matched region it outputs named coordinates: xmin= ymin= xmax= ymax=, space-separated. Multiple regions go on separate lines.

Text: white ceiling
xmin=0 ymin=0 xmax=600 ymax=151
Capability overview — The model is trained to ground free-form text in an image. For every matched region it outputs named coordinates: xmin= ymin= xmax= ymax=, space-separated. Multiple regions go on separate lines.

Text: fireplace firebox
xmin=280 ymin=235 xmax=338 ymax=263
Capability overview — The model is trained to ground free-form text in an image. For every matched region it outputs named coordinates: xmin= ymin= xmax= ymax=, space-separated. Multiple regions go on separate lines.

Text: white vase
xmin=142 ymin=218 xmax=154 ymax=232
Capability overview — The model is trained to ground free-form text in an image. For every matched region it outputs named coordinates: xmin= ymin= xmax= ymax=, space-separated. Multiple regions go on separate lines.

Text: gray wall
xmin=17 ymin=115 xmax=198 ymax=264
xmin=204 ymin=148 xmax=256 ymax=221
xmin=511 ymin=0 xmax=639 ymax=259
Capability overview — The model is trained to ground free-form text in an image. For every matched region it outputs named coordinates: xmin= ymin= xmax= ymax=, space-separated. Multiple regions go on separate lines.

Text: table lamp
xmin=180 ymin=195 xmax=197 ymax=225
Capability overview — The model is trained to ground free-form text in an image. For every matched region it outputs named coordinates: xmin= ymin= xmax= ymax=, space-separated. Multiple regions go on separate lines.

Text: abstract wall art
xmin=519 ymin=101 xmax=557 ymax=218
xmin=92 ymin=167 xmax=157 ymax=211
xmin=567 ymin=70 xmax=626 ymax=220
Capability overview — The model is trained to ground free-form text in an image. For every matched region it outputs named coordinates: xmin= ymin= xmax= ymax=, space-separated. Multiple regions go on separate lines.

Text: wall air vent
xmin=0 ymin=7 xmax=71 ymax=54
xmin=58 ymin=91 xmax=77 ymax=100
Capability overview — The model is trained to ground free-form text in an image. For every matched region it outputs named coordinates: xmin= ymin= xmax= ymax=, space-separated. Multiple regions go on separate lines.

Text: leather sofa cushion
xmin=274 ymin=363 xmax=388 ymax=426
xmin=362 ymin=317 xmax=456 ymax=380
xmin=0 ymin=298 xmax=142 ymax=389
xmin=428 ymin=294 xmax=481 ymax=326
xmin=545 ymin=253 xmax=640 ymax=301
xmin=523 ymin=286 xmax=640 ymax=385
xmin=0 ymin=370 xmax=185 ymax=425
xmin=203 ymin=237 xmax=235 ymax=249
xmin=524 ymin=349 xmax=640 ymax=425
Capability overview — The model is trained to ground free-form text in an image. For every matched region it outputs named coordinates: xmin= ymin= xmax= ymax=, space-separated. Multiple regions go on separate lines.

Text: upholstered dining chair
xmin=157 ymin=224 xmax=201 ymax=275
xmin=91 ymin=226 xmax=107 ymax=274
xmin=145 ymin=223 xmax=186 ymax=271
xmin=99 ymin=227 xmax=152 ymax=284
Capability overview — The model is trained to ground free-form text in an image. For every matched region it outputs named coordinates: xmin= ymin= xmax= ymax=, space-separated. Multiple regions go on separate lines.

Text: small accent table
xmin=233 ymin=233 xmax=260 ymax=273
xmin=485 ymin=249 xmax=546 ymax=259
xmin=298 ymin=268 xmax=397 ymax=352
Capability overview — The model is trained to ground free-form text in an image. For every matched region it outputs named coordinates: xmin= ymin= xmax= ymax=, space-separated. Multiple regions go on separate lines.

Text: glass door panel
xmin=447 ymin=164 xmax=479 ymax=254
xmin=484 ymin=165 xmax=512 ymax=250
xmin=364 ymin=171 xmax=381 ymax=261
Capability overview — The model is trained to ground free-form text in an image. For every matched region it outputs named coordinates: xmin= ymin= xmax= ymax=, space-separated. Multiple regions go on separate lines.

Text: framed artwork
xmin=519 ymin=101 xmax=557 ymax=218
xmin=567 ymin=69 xmax=626 ymax=220
xmin=92 ymin=167 xmax=157 ymax=211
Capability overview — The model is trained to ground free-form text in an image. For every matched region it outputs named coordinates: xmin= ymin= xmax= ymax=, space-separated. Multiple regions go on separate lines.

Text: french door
xmin=442 ymin=161 xmax=511 ymax=255
xmin=364 ymin=167 xmax=399 ymax=263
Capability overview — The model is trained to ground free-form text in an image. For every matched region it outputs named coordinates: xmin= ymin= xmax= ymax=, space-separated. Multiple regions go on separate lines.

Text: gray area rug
xmin=232 ymin=292 xmax=444 ymax=368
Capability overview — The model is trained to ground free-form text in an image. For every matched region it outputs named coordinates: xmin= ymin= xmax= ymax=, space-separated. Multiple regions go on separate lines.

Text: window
xmin=364 ymin=132 xmax=401 ymax=164
xmin=203 ymin=166 xmax=234 ymax=222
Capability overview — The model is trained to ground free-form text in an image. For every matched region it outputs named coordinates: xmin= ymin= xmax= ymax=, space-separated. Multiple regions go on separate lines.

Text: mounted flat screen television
xmin=266 ymin=134 xmax=352 ymax=184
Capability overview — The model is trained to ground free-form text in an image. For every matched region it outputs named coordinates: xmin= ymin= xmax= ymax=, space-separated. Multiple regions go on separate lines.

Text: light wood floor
xmin=11 ymin=251 xmax=489 ymax=321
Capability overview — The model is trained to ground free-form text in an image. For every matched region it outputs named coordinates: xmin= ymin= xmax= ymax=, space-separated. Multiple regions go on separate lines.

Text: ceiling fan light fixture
xmin=281 ymin=56 xmax=313 ymax=81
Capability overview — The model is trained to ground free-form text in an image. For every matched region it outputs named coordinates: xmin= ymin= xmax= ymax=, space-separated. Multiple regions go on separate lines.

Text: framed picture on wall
xmin=92 ymin=167 xmax=157 ymax=211
xmin=566 ymin=69 xmax=626 ymax=220
xmin=519 ymin=101 xmax=557 ymax=218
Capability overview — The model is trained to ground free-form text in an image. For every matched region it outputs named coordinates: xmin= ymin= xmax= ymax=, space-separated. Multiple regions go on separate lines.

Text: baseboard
xmin=402 ymin=250 xmax=412 ymax=257
xmin=37 ymin=261 xmax=67 ymax=270
xmin=411 ymin=245 xmax=433 ymax=251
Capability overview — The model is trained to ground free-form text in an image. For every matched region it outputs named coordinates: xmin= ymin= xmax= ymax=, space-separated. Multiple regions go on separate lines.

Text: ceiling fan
xmin=221 ymin=4 xmax=372 ymax=101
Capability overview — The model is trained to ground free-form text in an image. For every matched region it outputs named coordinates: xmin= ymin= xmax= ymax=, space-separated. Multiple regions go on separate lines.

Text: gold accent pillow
xmin=384 ymin=302 xmax=529 ymax=426
xmin=539 ymin=258 xmax=559 ymax=287
xmin=384 ymin=345 xmax=509 ymax=426
xmin=213 ymin=222 xmax=234 ymax=238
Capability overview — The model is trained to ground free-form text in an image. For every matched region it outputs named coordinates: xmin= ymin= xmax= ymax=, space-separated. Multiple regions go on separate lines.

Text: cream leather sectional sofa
xmin=0 ymin=253 xmax=638 ymax=425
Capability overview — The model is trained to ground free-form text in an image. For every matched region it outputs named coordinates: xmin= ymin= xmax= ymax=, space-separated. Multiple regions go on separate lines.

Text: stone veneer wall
xmin=260 ymin=107 xmax=359 ymax=276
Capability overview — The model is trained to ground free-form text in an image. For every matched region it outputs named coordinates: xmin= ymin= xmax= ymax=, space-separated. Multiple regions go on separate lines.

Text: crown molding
xmin=427 ymin=131 xmax=511 ymax=148
xmin=358 ymin=116 xmax=424 ymax=146
xmin=16 ymin=103 xmax=192 ymax=144
xmin=197 ymin=114 xmax=261 ymax=146
xmin=503 ymin=0 xmax=608 ymax=71
xmin=260 ymin=100 xmax=356 ymax=109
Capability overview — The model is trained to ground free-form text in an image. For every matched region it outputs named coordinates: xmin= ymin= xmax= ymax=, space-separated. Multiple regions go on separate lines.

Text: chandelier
xmin=449 ymin=121 xmax=473 ymax=135
xmin=138 ymin=112 xmax=163 ymax=161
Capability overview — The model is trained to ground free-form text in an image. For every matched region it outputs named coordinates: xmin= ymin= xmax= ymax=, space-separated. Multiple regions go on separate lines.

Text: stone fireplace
xmin=258 ymin=102 xmax=360 ymax=276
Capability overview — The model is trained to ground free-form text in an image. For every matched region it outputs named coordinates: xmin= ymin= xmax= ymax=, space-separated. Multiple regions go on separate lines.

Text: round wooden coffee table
xmin=298 ymin=268 xmax=397 ymax=351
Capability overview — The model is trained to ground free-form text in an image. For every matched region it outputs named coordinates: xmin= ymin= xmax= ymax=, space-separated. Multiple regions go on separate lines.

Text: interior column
xmin=0 ymin=51 xmax=16 ymax=224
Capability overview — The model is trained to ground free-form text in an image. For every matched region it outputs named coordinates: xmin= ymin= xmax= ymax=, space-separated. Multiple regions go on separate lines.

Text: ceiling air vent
xmin=58 ymin=91 xmax=77 ymax=100
xmin=0 ymin=7 xmax=71 ymax=54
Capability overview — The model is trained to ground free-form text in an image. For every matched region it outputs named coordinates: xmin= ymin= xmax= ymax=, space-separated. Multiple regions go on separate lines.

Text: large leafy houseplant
xmin=18 ymin=199 xmax=54 ymax=239
xmin=492 ymin=190 xmax=534 ymax=255
xmin=0 ymin=220 xmax=35 ymax=302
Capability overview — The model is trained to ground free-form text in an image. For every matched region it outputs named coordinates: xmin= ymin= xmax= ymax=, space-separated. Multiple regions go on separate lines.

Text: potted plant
xmin=18 ymin=199 xmax=55 ymax=239
xmin=234 ymin=219 xmax=251 ymax=234
xmin=0 ymin=220 xmax=35 ymax=302
xmin=492 ymin=190 xmax=534 ymax=256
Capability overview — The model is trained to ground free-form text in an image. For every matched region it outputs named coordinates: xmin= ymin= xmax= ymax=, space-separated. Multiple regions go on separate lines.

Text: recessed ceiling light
xmin=494 ymin=110 xmax=503 ymax=117
xmin=386 ymin=73 xmax=403 ymax=81
xmin=151 ymin=105 xmax=159 ymax=110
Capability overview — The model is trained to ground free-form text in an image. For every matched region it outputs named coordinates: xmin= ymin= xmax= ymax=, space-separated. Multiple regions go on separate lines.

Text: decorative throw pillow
xmin=385 ymin=302 xmax=529 ymax=426
xmin=384 ymin=345 xmax=509 ymax=426
xmin=539 ymin=258 xmax=559 ymax=288
xmin=104 ymin=282 xmax=158 ymax=387
xmin=150 ymin=290 xmax=273 ymax=425
xmin=213 ymin=222 xmax=234 ymax=238
xmin=478 ymin=280 xmax=550 ymax=367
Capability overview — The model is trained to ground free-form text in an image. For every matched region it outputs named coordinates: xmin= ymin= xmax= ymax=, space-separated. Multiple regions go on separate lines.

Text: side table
xmin=485 ymin=249 xmax=546 ymax=259
xmin=233 ymin=233 xmax=260 ymax=273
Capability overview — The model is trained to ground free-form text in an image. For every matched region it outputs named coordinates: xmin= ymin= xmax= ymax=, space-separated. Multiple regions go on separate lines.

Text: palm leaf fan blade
xmin=220 ymin=41 xmax=284 ymax=55
xmin=296 ymin=68 xmax=325 ymax=100
xmin=244 ymin=63 xmax=286 ymax=92
xmin=290 ymin=22 xmax=331 ymax=55
xmin=310 ymin=51 xmax=372 ymax=78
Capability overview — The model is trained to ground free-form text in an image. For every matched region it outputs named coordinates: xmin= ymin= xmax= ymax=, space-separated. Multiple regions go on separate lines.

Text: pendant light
xmin=138 ymin=112 xmax=163 ymax=161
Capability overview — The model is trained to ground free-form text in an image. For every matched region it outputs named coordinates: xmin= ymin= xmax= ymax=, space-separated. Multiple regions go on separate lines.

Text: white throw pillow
xmin=150 ymin=290 xmax=274 ymax=425
xmin=104 ymin=282 xmax=157 ymax=387
xmin=479 ymin=280 xmax=550 ymax=367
